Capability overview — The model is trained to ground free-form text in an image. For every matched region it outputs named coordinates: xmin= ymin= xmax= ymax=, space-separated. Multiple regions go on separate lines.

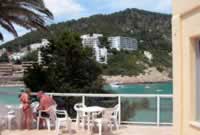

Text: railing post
xmin=157 ymin=95 xmax=160 ymax=126
xmin=118 ymin=96 xmax=121 ymax=126
xmin=82 ymin=95 xmax=85 ymax=105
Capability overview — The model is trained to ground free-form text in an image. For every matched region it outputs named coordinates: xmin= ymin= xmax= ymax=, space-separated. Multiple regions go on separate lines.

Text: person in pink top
xmin=37 ymin=91 xmax=56 ymax=111
xmin=20 ymin=89 xmax=33 ymax=129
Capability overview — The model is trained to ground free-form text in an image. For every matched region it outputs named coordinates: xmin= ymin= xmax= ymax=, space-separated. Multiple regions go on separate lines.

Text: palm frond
xmin=0 ymin=19 xmax=18 ymax=37
xmin=0 ymin=32 xmax=3 ymax=41
xmin=0 ymin=0 xmax=53 ymax=41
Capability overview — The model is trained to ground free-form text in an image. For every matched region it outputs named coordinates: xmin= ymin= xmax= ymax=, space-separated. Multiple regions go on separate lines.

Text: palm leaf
xmin=0 ymin=32 xmax=3 ymax=41
xmin=0 ymin=0 xmax=53 ymax=41
xmin=0 ymin=19 xmax=17 ymax=37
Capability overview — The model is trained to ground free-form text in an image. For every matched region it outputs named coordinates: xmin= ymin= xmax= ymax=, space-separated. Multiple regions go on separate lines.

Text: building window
xmin=196 ymin=41 xmax=200 ymax=121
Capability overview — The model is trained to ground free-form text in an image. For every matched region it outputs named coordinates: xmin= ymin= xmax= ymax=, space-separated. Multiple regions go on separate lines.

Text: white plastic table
xmin=79 ymin=106 xmax=105 ymax=131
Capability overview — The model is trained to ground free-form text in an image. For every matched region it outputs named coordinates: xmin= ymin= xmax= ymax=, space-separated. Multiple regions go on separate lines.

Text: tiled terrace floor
xmin=2 ymin=124 xmax=174 ymax=135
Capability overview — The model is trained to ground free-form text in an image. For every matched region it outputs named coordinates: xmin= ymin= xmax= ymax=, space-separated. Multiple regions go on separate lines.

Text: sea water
xmin=104 ymin=82 xmax=173 ymax=123
xmin=0 ymin=82 xmax=173 ymax=123
xmin=0 ymin=87 xmax=23 ymax=105
xmin=104 ymin=82 xmax=172 ymax=94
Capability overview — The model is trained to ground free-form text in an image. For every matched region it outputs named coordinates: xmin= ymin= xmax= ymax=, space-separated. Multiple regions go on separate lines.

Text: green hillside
xmin=0 ymin=8 xmax=172 ymax=76
xmin=1 ymin=8 xmax=171 ymax=51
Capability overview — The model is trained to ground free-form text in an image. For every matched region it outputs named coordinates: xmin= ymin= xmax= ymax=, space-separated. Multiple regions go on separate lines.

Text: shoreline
xmin=0 ymin=81 xmax=172 ymax=87
xmin=0 ymin=84 xmax=25 ymax=87
xmin=103 ymin=75 xmax=172 ymax=85
xmin=105 ymin=80 xmax=173 ymax=85
xmin=102 ymin=67 xmax=172 ymax=85
xmin=104 ymin=80 xmax=172 ymax=85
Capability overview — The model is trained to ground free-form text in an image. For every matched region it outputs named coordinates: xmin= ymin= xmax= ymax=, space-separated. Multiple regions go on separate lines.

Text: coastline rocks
xmin=103 ymin=67 xmax=172 ymax=84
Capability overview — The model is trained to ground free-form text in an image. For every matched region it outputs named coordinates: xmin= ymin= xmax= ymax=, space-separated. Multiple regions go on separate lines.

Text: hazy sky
xmin=0 ymin=0 xmax=172 ymax=44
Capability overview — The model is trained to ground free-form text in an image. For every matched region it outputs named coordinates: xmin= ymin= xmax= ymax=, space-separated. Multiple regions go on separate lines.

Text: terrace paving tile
xmin=2 ymin=123 xmax=174 ymax=135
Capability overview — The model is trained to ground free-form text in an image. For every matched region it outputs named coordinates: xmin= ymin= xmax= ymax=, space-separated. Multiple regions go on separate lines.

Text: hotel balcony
xmin=0 ymin=93 xmax=173 ymax=135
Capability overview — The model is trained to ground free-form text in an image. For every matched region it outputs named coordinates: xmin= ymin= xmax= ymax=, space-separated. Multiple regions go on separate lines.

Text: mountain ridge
xmin=0 ymin=8 xmax=172 ymax=76
xmin=0 ymin=8 xmax=172 ymax=52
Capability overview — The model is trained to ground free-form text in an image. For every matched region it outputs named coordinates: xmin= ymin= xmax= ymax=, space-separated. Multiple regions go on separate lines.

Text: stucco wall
xmin=173 ymin=0 xmax=200 ymax=15
xmin=173 ymin=1 xmax=200 ymax=135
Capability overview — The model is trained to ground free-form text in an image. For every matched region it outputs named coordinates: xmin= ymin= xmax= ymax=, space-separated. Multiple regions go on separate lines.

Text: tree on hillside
xmin=22 ymin=50 xmax=38 ymax=62
xmin=99 ymin=36 xmax=110 ymax=49
xmin=0 ymin=0 xmax=53 ymax=40
xmin=103 ymin=51 xmax=147 ymax=76
xmin=0 ymin=53 xmax=9 ymax=63
xmin=23 ymin=32 xmax=105 ymax=93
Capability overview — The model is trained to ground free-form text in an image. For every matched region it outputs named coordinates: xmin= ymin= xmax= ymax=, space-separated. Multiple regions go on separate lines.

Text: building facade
xmin=9 ymin=52 xmax=27 ymax=60
xmin=81 ymin=34 xmax=103 ymax=48
xmin=81 ymin=34 xmax=107 ymax=64
xmin=30 ymin=39 xmax=49 ymax=51
xmin=108 ymin=36 xmax=138 ymax=51
xmin=173 ymin=1 xmax=200 ymax=135
xmin=9 ymin=39 xmax=49 ymax=62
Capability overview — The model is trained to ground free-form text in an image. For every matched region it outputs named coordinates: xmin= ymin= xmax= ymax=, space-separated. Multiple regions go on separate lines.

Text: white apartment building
xmin=30 ymin=39 xmax=49 ymax=51
xmin=9 ymin=52 xmax=27 ymax=60
xmin=93 ymin=45 xmax=108 ymax=64
xmin=81 ymin=34 xmax=103 ymax=48
xmin=9 ymin=39 xmax=49 ymax=62
xmin=81 ymin=34 xmax=107 ymax=64
xmin=108 ymin=36 xmax=138 ymax=51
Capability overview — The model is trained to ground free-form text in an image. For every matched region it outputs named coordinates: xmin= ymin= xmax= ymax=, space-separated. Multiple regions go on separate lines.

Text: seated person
xmin=37 ymin=91 xmax=56 ymax=111
xmin=37 ymin=91 xmax=56 ymax=127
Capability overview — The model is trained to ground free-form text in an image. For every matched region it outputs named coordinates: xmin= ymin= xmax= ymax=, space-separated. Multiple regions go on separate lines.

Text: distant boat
xmin=109 ymin=82 xmax=121 ymax=88
xmin=145 ymin=85 xmax=150 ymax=89
xmin=156 ymin=89 xmax=163 ymax=92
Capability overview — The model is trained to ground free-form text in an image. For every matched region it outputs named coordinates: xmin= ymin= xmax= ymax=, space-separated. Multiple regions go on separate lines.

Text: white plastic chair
xmin=6 ymin=105 xmax=16 ymax=130
xmin=91 ymin=108 xmax=114 ymax=135
xmin=74 ymin=103 xmax=87 ymax=129
xmin=111 ymin=104 xmax=120 ymax=130
xmin=37 ymin=105 xmax=72 ymax=135
xmin=55 ymin=109 xmax=72 ymax=135
xmin=7 ymin=113 xmax=16 ymax=130
xmin=91 ymin=104 xmax=120 ymax=135
xmin=37 ymin=105 xmax=55 ymax=131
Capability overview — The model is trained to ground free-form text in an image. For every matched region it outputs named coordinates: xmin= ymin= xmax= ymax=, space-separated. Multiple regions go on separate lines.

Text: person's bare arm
xmin=37 ymin=99 xmax=44 ymax=111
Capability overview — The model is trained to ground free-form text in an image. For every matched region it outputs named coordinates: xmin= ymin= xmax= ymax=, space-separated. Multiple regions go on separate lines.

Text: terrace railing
xmin=39 ymin=93 xmax=173 ymax=126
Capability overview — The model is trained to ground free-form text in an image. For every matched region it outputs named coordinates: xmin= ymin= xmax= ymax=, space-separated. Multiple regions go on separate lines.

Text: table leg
xmin=88 ymin=112 xmax=92 ymax=132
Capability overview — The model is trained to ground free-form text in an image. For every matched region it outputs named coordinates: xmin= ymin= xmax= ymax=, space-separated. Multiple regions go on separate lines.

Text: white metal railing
xmin=34 ymin=93 xmax=173 ymax=126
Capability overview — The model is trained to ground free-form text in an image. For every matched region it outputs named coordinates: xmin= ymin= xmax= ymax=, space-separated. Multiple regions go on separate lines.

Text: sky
xmin=0 ymin=0 xmax=172 ymax=45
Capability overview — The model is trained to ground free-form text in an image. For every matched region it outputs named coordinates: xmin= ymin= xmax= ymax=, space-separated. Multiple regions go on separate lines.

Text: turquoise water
xmin=0 ymin=82 xmax=173 ymax=124
xmin=0 ymin=87 xmax=23 ymax=105
xmin=104 ymin=82 xmax=172 ymax=94
xmin=104 ymin=82 xmax=173 ymax=123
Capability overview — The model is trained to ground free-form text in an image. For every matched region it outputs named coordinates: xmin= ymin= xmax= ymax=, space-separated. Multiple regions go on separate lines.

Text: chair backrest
xmin=102 ymin=104 xmax=119 ymax=120
xmin=113 ymin=104 xmax=120 ymax=118
xmin=74 ymin=103 xmax=86 ymax=111
xmin=31 ymin=102 xmax=39 ymax=113
xmin=102 ymin=108 xmax=115 ymax=120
